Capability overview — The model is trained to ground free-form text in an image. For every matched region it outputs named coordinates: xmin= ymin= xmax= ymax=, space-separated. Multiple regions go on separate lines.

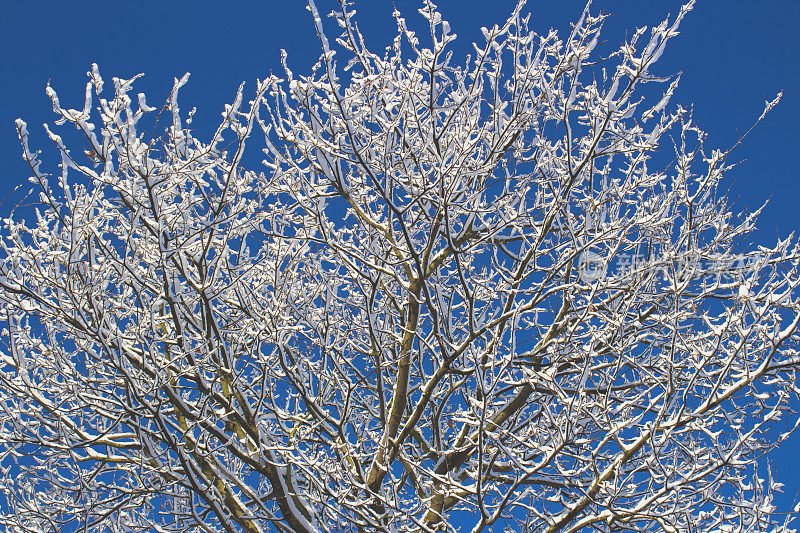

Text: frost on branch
xmin=1 ymin=1 xmax=799 ymax=532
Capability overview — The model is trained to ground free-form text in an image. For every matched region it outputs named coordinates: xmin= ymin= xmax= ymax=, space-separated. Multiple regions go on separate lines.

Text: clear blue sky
xmin=2 ymin=0 xmax=799 ymax=523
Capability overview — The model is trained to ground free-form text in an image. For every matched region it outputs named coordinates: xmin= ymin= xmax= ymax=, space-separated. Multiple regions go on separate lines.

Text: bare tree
xmin=1 ymin=1 xmax=799 ymax=531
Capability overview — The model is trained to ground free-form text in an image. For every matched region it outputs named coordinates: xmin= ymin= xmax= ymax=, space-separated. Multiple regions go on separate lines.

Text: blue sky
xmin=2 ymin=0 xmax=799 ymax=523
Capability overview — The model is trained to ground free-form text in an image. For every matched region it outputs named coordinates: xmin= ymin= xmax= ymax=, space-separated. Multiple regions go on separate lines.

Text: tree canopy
xmin=1 ymin=1 xmax=799 ymax=532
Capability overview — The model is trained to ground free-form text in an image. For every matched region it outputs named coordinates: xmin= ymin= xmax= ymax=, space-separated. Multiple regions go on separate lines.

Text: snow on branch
xmin=0 ymin=2 xmax=798 ymax=532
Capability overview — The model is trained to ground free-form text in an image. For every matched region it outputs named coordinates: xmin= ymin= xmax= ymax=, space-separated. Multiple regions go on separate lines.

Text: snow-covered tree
xmin=1 ymin=1 xmax=799 ymax=531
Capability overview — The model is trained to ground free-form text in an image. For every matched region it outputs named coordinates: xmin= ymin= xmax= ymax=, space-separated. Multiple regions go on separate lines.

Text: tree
xmin=1 ymin=0 xmax=799 ymax=531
